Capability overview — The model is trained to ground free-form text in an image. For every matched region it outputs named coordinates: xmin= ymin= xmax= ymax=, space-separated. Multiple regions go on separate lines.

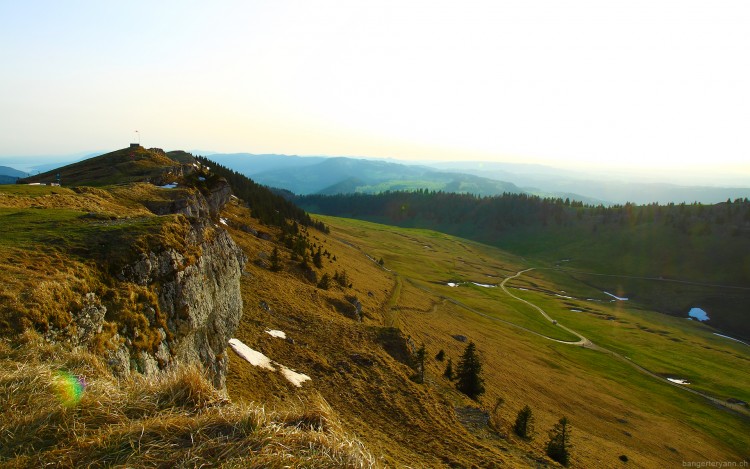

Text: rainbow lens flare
xmin=53 ymin=371 xmax=86 ymax=407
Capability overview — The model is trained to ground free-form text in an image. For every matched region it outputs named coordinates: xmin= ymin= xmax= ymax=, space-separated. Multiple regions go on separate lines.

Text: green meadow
xmin=319 ymin=214 xmax=750 ymax=463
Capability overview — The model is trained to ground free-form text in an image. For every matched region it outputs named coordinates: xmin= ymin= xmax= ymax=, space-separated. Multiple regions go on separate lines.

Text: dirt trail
xmin=503 ymin=268 xmax=750 ymax=419
xmin=334 ymin=234 xmax=749 ymax=418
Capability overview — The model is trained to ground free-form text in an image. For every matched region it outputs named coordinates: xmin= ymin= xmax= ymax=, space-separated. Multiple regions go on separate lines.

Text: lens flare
xmin=53 ymin=371 xmax=85 ymax=407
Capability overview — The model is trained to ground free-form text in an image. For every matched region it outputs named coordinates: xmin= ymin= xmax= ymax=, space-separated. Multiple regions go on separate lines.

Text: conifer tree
xmin=546 ymin=417 xmax=572 ymax=466
xmin=435 ymin=349 xmax=445 ymax=361
xmin=270 ymin=247 xmax=281 ymax=272
xmin=317 ymin=273 xmax=331 ymax=290
xmin=313 ymin=247 xmax=323 ymax=268
xmin=513 ymin=405 xmax=534 ymax=439
xmin=443 ymin=358 xmax=454 ymax=380
xmin=455 ymin=342 xmax=484 ymax=399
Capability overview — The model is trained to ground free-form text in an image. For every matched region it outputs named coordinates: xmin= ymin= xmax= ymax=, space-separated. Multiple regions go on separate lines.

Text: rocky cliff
xmin=112 ymin=216 xmax=246 ymax=388
xmin=27 ymin=160 xmax=249 ymax=388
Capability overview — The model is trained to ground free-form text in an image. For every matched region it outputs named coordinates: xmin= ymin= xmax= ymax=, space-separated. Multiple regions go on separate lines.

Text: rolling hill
xmin=206 ymin=153 xmax=525 ymax=196
xmin=3 ymin=146 xmax=748 ymax=467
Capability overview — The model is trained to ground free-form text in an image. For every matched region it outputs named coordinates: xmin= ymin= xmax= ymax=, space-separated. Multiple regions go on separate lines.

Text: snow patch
xmin=158 ymin=183 xmax=178 ymax=189
xmin=555 ymin=294 xmax=574 ymax=299
xmin=603 ymin=291 xmax=628 ymax=301
xmin=265 ymin=329 xmax=287 ymax=339
xmin=278 ymin=365 xmax=311 ymax=387
xmin=570 ymin=309 xmax=583 ymax=312
xmin=228 ymin=338 xmax=310 ymax=387
xmin=688 ymin=307 xmax=709 ymax=321
xmin=713 ymin=333 xmax=749 ymax=346
xmin=220 ymin=218 xmax=228 ymax=225
xmin=667 ymin=378 xmax=690 ymax=385
xmin=471 ymin=282 xmax=496 ymax=288
xmin=228 ymin=339 xmax=274 ymax=371
xmin=446 ymin=282 xmax=459 ymax=287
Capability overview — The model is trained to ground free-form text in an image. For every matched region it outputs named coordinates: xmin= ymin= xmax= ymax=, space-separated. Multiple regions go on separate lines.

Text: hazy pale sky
xmin=1 ymin=1 xmax=749 ymax=180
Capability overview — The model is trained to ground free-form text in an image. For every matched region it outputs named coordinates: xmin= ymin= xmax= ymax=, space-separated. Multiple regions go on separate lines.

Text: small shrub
xmin=317 ymin=273 xmax=331 ymax=290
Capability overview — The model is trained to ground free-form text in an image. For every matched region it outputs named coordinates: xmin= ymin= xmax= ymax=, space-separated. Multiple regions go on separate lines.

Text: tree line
xmin=196 ymin=155 xmax=327 ymax=232
xmin=297 ymin=190 xmax=750 ymax=236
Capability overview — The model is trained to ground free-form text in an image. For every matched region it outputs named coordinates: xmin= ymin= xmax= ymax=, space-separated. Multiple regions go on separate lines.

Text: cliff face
xmin=106 ymin=175 xmax=246 ymax=388
xmin=2 ymin=151 xmax=246 ymax=389
xmin=114 ymin=218 xmax=245 ymax=387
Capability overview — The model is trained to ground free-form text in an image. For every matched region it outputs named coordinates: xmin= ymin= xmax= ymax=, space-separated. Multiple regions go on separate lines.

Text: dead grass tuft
xmin=0 ymin=336 xmax=378 ymax=468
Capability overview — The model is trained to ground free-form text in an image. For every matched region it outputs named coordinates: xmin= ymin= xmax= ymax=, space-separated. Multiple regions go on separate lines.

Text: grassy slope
xmin=0 ymin=184 xmax=378 ymax=468
xmin=312 ymin=215 xmax=749 ymax=467
xmin=21 ymin=146 xmax=184 ymax=187
xmin=483 ymin=221 xmax=750 ymax=340
xmin=0 ymin=334 xmax=375 ymax=468
xmin=3 ymin=178 xmax=747 ymax=466
xmin=221 ymin=200 xmax=522 ymax=467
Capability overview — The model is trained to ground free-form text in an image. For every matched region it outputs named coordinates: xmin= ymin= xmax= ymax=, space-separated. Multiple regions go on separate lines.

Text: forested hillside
xmin=298 ymin=191 xmax=750 ymax=338
xmin=195 ymin=156 xmax=327 ymax=232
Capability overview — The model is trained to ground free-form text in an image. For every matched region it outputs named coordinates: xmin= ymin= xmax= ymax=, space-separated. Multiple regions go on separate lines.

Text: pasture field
xmin=319 ymin=215 xmax=750 ymax=466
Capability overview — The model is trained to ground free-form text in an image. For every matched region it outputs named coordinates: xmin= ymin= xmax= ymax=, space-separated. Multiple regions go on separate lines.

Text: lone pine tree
xmin=270 ymin=247 xmax=281 ymax=272
xmin=546 ymin=417 xmax=572 ymax=466
xmin=455 ymin=342 xmax=484 ymax=399
xmin=513 ymin=405 xmax=534 ymax=439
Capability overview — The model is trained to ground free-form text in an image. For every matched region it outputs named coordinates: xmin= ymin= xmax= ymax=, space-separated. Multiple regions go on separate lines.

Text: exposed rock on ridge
xmin=99 ymin=173 xmax=246 ymax=387
xmin=116 ymin=217 xmax=246 ymax=387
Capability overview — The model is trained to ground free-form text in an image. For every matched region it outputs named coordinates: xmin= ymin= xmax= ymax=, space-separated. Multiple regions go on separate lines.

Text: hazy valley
xmin=1 ymin=147 xmax=748 ymax=468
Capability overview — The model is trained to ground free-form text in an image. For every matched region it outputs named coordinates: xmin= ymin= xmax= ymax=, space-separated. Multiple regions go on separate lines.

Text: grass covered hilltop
xmin=1 ymin=146 xmax=748 ymax=467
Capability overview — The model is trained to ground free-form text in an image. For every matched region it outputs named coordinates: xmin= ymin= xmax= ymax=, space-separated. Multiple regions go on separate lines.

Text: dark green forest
xmin=297 ymin=190 xmax=750 ymax=338
xmin=196 ymin=156 xmax=327 ymax=232
xmin=297 ymin=190 xmax=750 ymax=243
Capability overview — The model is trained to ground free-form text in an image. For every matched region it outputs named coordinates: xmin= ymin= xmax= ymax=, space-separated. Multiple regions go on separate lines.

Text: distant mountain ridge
xmin=204 ymin=152 xmax=750 ymax=204
xmin=0 ymin=165 xmax=26 ymax=178
xmin=206 ymin=153 xmax=525 ymax=197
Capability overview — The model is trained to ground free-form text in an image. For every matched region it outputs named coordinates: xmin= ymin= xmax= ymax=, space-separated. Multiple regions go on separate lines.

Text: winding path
xmin=336 ymin=234 xmax=749 ymax=418
xmin=500 ymin=268 xmax=592 ymax=347
xmin=500 ymin=268 xmax=749 ymax=418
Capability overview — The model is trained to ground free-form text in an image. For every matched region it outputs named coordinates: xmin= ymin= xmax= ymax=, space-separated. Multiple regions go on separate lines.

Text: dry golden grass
xmin=0 ymin=332 xmax=377 ymax=468
xmin=0 ymin=185 xmax=201 ymax=353
xmin=222 ymin=200 xmax=525 ymax=467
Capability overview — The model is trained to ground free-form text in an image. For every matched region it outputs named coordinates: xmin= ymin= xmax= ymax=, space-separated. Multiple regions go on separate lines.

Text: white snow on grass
xmin=158 ymin=183 xmax=178 ymax=189
xmin=667 ymin=378 xmax=690 ymax=385
xmin=471 ymin=282 xmax=496 ymax=288
xmin=603 ymin=291 xmax=628 ymax=301
xmin=713 ymin=333 xmax=750 ymax=346
xmin=570 ymin=309 xmax=583 ymax=312
xmin=228 ymin=338 xmax=311 ymax=387
xmin=447 ymin=282 xmax=459 ymax=287
xmin=555 ymin=294 xmax=574 ymax=299
xmin=228 ymin=339 xmax=275 ymax=371
xmin=219 ymin=218 xmax=228 ymax=225
xmin=688 ymin=307 xmax=709 ymax=321
xmin=265 ymin=329 xmax=287 ymax=339
xmin=278 ymin=365 xmax=311 ymax=387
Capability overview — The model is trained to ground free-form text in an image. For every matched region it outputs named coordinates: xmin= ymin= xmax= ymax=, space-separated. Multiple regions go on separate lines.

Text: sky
xmin=1 ymin=1 xmax=749 ymax=182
